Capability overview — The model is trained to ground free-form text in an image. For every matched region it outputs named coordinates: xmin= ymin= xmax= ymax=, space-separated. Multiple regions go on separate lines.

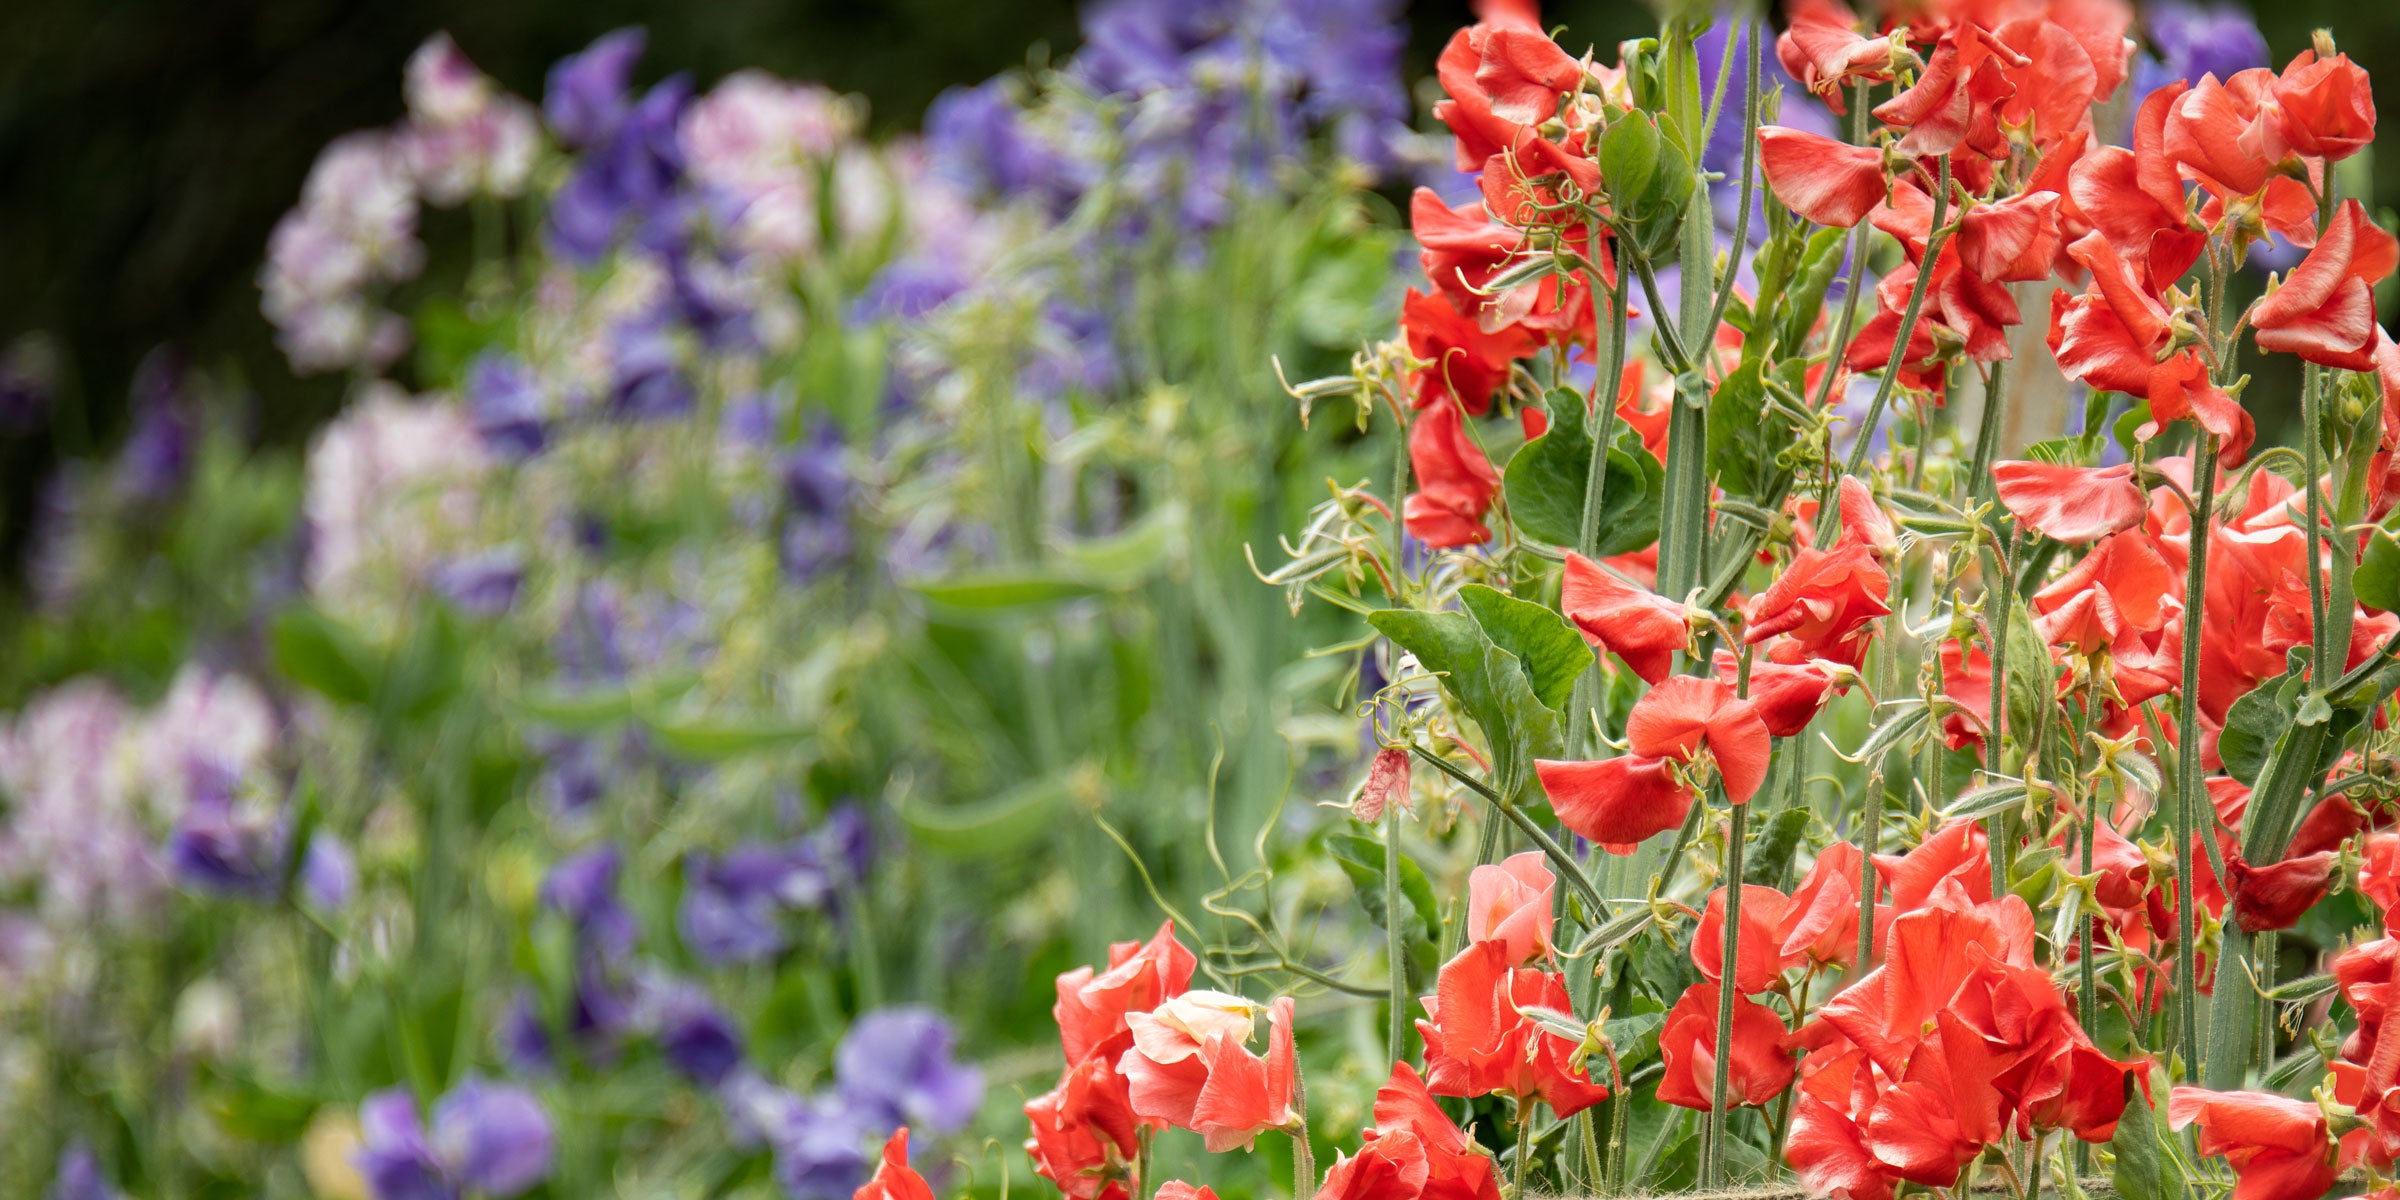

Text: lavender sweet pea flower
xmin=166 ymin=780 xmax=285 ymax=899
xmin=656 ymin=987 xmax=745 ymax=1086
xmin=2138 ymin=0 xmax=2269 ymax=92
xmin=541 ymin=844 xmax=639 ymax=958
xmin=835 ymin=1007 xmax=984 ymax=1136
xmin=46 ymin=1143 xmax=121 ymax=1200
xmin=431 ymin=548 xmax=524 ymax=618
xmin=118 ymin=348 xmax=194 ymax=504
xmin=677 ymin=842 xmax=828 ymax=964
xmin=499 ymin=990 xmax=556 ymax=1075
xmin=609 ymin=320 xmax=695 ymax=420
xmin=357 ymin=1090 xmax=451 ymax=1200
xmin=545 ymin=28 xmax=646 ymax=149
xmin=464 ymin=352 xmax=545 ymax=460
xmin=301 ymin=833 xmax=358 ymax=910
xmin=814 ymin=803 xmax=874 ymax=887
xmin=770 ymin=1094 xmax=878 ymax=1200
xmin=430 ymin=1080 xmax=555 ymax=1197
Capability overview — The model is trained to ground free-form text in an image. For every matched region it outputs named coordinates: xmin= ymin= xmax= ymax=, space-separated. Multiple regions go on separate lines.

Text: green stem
xmin=1815 ymin=153 xmax=1955 ymax=546
xmin=1706 ymin=799 xmax=1747 ymax=1186
xmin=2179 ymin=437 xmax=2219 ymax=1081
xmin=1698 ymin=20 xmax=1762 ymax=350
xmin=1384 ymin=803 xmax=1409 ymax=1066
xmin=1413 ymin=747 xmax=1611 ymax=919
xmin=1854 ymin=781 xmax=1881 ymax=973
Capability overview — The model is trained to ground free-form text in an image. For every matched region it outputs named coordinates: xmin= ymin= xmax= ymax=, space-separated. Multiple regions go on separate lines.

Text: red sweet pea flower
xmin=1417 ymin=940 xmax=1611 ymax=1116
xmin=1873 ymin=819 xmax=1993 ymax=912
xmin=1536 ymin=676 xmax=1772 ymax=850
xmin=2030 ymin=529 xmax=2176 ymax=654
xmin=1937 ymin=639 xmax=1994 ymax=751
xmin=1657 ymin=980 xmax=1799 ymax=1110
xmin=1155 ymin=1184 xmax=1217 ymax=1200
xmin=2048 ymin=231 xmax=2253 ymax=465
xmin=2272 ymin=48 xmax=2377 ymax=162
xmin=1777 ymin=0 xmax=1907 ymax=110
xmin=2067 ymin=83 xmax=2196 ymax=251
xmin=1411 ymin=190 xmax=1595 ymax=342
xmin=1759 ymin=126 xmax=1887 ymax=228
xmin=1317 ymin=1062 xmax=1503 ymax=1200
xmin=2250 ymin=199 xmax=2397 ymax=371
xmin=1120 ymin=992 xmax=1298 ymax=1152
xmin=1716 ymin=651 xmax=1850 ymax=737
xmin=1026 ymin=1055 xmax=1142 ymax=1200
xmin=1055 ymin=921 xmax=1198 ymax=1064
xmin=1782 ymin=841 xmax=1878 ymax=967
xmin=2226 ymin=850 xmax=2340 ymax=933
xmin=1991 ymin=461 xmax=2146 ymax=544
xmin=1743 ymin=541 xmax=1892 ymax=667
xmin=1404 ymin=395 xmax=1502 ymax=548
xmin=1533 ymin=753 xmax=1693 ymax=851
xmin=1402 ymin=287 xmax=1538 ymax=415
xmin=857 ymin=1129 xmax=936 ymax=1200
xmin=1957 ymin=190 xmax=2066 ymax=283
xmin=1431 ymin=22 xmax=1601 ymax=202
xmin=1561 ymin=551 xmax=1690 ymax=682
xmin=1872 ymin=26 xmax=2025 ymax=158
xmin=1467 ymin=851 xmax=1556 ymax=964
xmin=1476 ymin=24 xmax=1593 ymax=125
xmin=1624 ymin=675 xmax=1775 ymax=802
xmin=2165 ymin=71 xmax=2285 ymax=201
xmin=1695 ymin=884 xmax=1799 ymax=995
xmin=2168 ymin=1089 xmax=2339 ymax=1200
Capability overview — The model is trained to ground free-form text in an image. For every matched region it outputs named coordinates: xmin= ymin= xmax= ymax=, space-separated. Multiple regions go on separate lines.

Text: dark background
xmin=0 ymin=0 xmax=2388 ymax=570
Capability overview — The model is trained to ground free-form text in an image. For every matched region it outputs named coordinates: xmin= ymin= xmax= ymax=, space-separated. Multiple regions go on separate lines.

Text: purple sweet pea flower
xmin=608 ymin=320 xmax=695 ymax=420
xmin=835 ymin=1007 xmax=984 ymax=1136
xmin=541 ymin=844 xmax=639 ymax=958
xmin=430 ymin=1080 xmax=555 ymax=1197
xmin=499 ymin=989 xmax=556 ymax=1075
xmin=357 ymin=1090 xmax=453 ymax=1200
xmin=301 ymin=833 xmax=358 ymax=910
xmin=814 ymin=803 xmax=874 ymax=887
xmin=46 ymin=1143 xmax=121 ymax=1200
xmin=545 ymin=28 xmax=646 ymax=149
xmin=165 ymin=779 xmax=285 ymax=899
xmin=677 ymin=842 xmax=829 ymax=964
xmin=431 ymin=548 xmax=525 ymax=618
xmin=770 ymin=1093 xmax=878 ymax=1200
xmin=2138 ymin=0 xmax=2269 ymax=93
xmin=118 ymin=348 xmax=195 ymax=504
xmin=656 ymin=986 xmax=745 ymax=1086
xmin=464 ymin=352 xmax=546 ymax=460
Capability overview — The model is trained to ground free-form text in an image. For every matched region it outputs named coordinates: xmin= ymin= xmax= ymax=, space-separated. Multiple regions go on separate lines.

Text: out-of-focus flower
xmin=837 ymin=1006 xmax=985 ymax=1136
xmin=165 ymin=776 xmax=285 ymax=898
xmin=117 ymin=348 xmax=195 ymax=504
xmin=302 ymin=833 xmax=359 ymax=911
xmin=543 ymin=844 xmax=640 ymax=959
xmin=677 ymin=841 xmax=828 ymax=964
xmin=304 ymin=384 xmax=488 ymax=606
xmin=431 ymin=548 xmax=525 ymax=617
xmin=2134 ymin=1 xmax=2270 ymax=100
xmin=173 ymin=977 xmax=243 ymax=1061
xmin=0 ymin=680 xmax=167 ymax=927
xmin=358 ymin=1081 xmax=557 ymax=1200
xmin=400 ymin=34 xmax=541 ymax=204
xmin=301 ymin=1109 xmax=372 ymax=1200
xmin=259 ymin=132 xmax=422 ymax=374
xmin=464 ymin=351 xmax=548 ymax=461
xmin=769 ymin=1092 xmax=878 ymax=1200
xmin=656 ymin=986 xmax=745 ymax=1086
xmin=46 ymin=1142 xmax=122 ymax=1200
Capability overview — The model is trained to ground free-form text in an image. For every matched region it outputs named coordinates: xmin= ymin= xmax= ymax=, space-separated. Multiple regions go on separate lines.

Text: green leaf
xmin=913 ymin=571 xmax=1107 ymax=614
xmin=1706 ymin=361 xmax=1794 ymax=498
xmin=1055 ymin=503 xmax=1183 ymax=585
xmin=1502 ymin=390 xmax=1663 ymax=555
xmin=899 ymin=771 xmax=1077 ymax=855
xmin=2220 ymin=661 xmax=2301 ymax=787
xmin=201 ymin=1067 xmax=319 ymax=1142
xmin=2002 ymin=591 xmax=2056 ymax=749
xmin=2111 ymin=398 xmax=2153 ymax=463
xmin=641 ymin=710 xmax=809 ymax=760
xmin=1742 ymin=803 xmax=1810 ymax=888
xmin=2357 ymin=527 xmax=2400 ymax=613
xmin=512 ymin=682 xmax=636 ymax=729
xmin=1776 ymin=226 xmax=1848 ymax=356
xmin=2108 ymin=1068 xmax=2180 ymax=1200
xmin=1600 ymin=115 xmax=1660 ymax=212
xmin=1327 ymin=833 xmax=1437 ymax=935
xmin=1456 ymin=584 xmax=1593 ymax=712
xmin=1368 ymin=608 xmax=1563 ymax=793
xmin=269 ymin=607 xmax=377 ymax=707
